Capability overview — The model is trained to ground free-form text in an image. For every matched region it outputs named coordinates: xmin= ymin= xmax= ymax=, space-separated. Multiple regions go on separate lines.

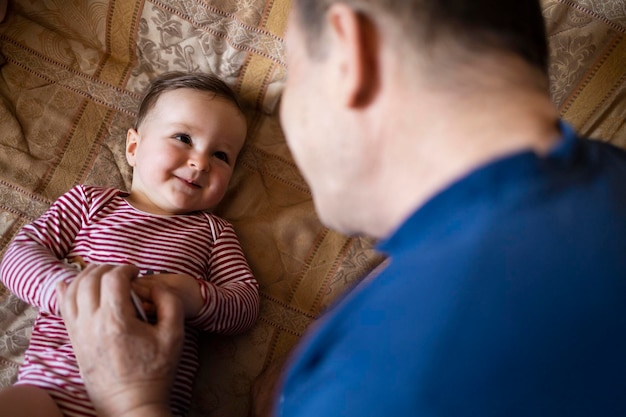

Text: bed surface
xmin=0 ymin=1 xmax=624 ymax=416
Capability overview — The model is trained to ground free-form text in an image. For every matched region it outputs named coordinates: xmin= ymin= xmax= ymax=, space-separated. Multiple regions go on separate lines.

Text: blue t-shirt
xmin=278 ymin=123 xmax=626 ymax=417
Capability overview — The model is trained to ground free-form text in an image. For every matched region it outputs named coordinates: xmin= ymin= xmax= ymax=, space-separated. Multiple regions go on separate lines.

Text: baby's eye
xmin=214 ymin=151 xmax=229 ymax=164
xmin=174 ymin=134 xmax=192 ymax=145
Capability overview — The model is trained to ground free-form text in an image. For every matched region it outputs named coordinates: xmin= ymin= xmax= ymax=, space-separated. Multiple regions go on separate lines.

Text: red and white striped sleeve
xmin=0 ymin=185 xmax=92 ymax=315
xmin=189 ymin=218 xmax=260 ymax=334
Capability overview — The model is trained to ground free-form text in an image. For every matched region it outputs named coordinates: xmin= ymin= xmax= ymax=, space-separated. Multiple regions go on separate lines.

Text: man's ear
xmin=126 ymin=128 xmax=139 ymax=167
xmin=326 ymin=4 xmax=379 ymax=108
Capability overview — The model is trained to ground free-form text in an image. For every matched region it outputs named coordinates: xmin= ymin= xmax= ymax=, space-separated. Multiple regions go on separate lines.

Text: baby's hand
xmin=132 ymin=274 xmax=203 ymax=319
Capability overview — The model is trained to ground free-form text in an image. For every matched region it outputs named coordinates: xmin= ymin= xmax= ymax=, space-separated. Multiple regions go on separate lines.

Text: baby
xmin=0 ymin=71 xmax=259 ymax=417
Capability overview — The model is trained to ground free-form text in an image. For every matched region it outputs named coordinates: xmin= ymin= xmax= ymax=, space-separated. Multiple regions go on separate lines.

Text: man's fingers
xmin=58 ymin=264 xmax=140 ymax=322
xmin=56 ymin=279 xmax=74 ymax=319
xmin=57 ymin=263 xmax=102 ymax=319
xmin=75 ymin=264 xmax=106 ymax=316
xmin=100 ymin=264 xmax=140 ymax=320
xmin=151 ymin=284 xmax=185 ymax=346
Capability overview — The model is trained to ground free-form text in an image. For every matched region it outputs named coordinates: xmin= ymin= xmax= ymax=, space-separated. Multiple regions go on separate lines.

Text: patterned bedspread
xmin=0 ymin=1 xmax=624 ymax=416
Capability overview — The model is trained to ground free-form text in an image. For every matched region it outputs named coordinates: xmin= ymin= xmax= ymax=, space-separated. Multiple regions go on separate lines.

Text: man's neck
xmin=367 ymin=79 xmax=561 ymax=239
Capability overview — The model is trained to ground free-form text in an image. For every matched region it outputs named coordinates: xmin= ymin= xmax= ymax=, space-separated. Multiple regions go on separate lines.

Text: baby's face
xmin=125 ymin=88 xmax=246 ymax=215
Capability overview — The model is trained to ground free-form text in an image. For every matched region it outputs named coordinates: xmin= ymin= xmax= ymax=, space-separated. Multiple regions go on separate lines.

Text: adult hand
xmin=57 ymin=264 xmax=184 ymax=417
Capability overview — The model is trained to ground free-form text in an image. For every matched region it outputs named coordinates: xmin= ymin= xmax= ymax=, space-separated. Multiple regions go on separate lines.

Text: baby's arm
xmin=190 ymin=221 xmax=259 ymax=334
xmin=130 ymin=220 xmax=259 ymax=333
xmin=0 ymin=185 xmax=89 ymax=314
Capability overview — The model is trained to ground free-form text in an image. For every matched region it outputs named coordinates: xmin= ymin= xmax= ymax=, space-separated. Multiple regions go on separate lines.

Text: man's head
xmin=280 ymin=1 xmax=554 ymax=238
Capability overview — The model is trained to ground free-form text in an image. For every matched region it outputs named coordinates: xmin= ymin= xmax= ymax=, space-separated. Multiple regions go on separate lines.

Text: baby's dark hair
xmin=134 ymin=71 xmax=243 ymax=129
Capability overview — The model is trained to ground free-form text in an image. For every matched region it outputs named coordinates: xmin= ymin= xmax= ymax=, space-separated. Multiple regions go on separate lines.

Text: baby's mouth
xmin=178 ymin=176 xmax=201 ymax=188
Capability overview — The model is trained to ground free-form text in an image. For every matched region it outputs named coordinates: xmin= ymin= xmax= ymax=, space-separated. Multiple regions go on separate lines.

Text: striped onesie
xmin=0 ymin=184 xmax=259 ymax=416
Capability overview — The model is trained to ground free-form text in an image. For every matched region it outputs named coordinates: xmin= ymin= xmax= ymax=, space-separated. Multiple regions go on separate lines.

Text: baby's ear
xmin=125 ymin=128 xmax=139 ymax=166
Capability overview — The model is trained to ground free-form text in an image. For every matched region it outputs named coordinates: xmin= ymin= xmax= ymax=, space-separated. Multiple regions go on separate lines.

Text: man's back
xmin=279 ymin=124 xmax=626 ymax=417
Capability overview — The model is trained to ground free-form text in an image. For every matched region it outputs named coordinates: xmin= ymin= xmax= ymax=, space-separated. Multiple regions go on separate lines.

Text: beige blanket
xmin=0 ymin=1 xmax=624 ymax=416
